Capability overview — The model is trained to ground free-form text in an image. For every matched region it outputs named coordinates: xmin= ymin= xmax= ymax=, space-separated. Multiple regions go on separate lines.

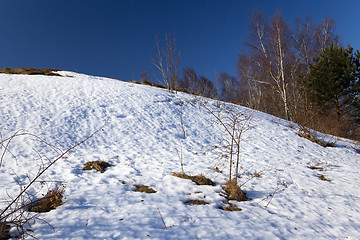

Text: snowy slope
xmin=0 ymin=71 xmax=359 ymax=239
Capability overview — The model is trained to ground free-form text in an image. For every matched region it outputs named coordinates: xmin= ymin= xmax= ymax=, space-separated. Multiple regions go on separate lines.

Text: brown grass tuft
xmin=308 ymin=165 xmax=325 ymax=171
xmin=185 ymin=200 xmax=209 ymax=205
xmin=134 ymin=185 xmax=157 ymax=193
xmin=29 ymin=185 xmax=65 ymax=213
xmin=219 ymin=201 xmax=242 ymax=211
xmin=172 ymin=172 xmax=215 ymax=186
xmin=141 ymin=79 xmax=152 ymax=86
xmin=223 ymin=179 xmax=247 ymax=202
xmin=83 ymin=161 xmax=110 ymax=173
xmin=129 ymin=81 xmax=140 ymax=84
xmin=212 ymin=167 xmax=222 ymax=173
xmin=319 ymin=174 xmax=331 ymax=182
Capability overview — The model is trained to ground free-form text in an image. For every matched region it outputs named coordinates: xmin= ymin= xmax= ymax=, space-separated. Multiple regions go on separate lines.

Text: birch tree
xmin=152 ymin=33 xmax=180 ymax=91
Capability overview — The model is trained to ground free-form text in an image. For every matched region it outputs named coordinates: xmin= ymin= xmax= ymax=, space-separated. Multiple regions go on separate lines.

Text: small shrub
xmin=184 ymin=200 xmax=209 ymax=205
xmin=29 ymin=185 xmax=65 ymax=213
xmin=172 ymin=172 xmax=215 ymax=186
xmin=223 ymin=179 xmax=247 ymax=202
xmin=134 ymin=185 xmax=157 ymax=193
xmin=83 ymin=161 xmax=110 ymax=173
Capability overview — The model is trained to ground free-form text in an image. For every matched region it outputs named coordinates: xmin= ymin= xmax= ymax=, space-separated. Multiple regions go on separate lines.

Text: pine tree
xmin=308 ymin=43 xmax=360 ymax=119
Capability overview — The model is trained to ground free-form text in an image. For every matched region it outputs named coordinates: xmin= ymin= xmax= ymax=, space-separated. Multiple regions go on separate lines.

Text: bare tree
xmin=152 ymin=33 xmax=180 ymax=91
xmin=292 ymin=15 xmax=340 ymax=125
xmin=180 ymin=67 xmax=198 ymax=93
xmin=140 ymin=69 xmax=152 ymax=85
xmin=238 ymin=53 xmax=265 ymax=110
xmin=239 ymin=11 xmax=321 ymax=121
xmin=179 ymin=67 xmax=216 ymax=98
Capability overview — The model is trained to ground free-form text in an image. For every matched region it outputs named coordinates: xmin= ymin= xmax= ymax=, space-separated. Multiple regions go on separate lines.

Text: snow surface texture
xmin=0 ymin=71 xmax=359 ymax=239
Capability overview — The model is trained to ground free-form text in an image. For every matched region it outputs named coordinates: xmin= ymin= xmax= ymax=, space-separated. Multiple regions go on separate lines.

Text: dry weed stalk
xmin=174 ymin=141 xmax=185 ymax=174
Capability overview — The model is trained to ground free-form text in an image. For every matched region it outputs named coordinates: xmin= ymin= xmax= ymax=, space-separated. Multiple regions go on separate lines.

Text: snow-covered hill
xmin=0 ymin=71 xmax=359 ymax=239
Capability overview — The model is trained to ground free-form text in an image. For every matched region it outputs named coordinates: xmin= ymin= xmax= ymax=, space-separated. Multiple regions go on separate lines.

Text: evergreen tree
xmin=308 ymin=43 xmax=360 ymax=119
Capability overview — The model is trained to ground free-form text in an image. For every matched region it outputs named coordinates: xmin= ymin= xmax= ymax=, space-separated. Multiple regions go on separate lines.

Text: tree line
xmin=147 ymin=12 xmax=359 ymax=140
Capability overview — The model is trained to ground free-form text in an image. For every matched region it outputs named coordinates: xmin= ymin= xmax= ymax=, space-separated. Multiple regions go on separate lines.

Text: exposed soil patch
xmin=29 ymin=185 xmax=64 ymax=213
xmin=0 ymin=221 xmax=11 ymax=240
xmin=185 ymin=200 xmax=209 ymax=205
xmin=172 ymin=172 xmax=215 ymax=186
xmin=134 ymin=185 xmax=157 ymax=193
xmin=83 ymin=161 xmax=110 ymax=173
xmin=0 ymin=67 xmax=62 ymax=76
xmin=223 ymin=179 xmax=247 ymax=202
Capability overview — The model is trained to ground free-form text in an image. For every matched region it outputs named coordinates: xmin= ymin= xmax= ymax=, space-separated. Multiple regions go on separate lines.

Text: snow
xmin=0 ymin=71 xmax=359 ymax=239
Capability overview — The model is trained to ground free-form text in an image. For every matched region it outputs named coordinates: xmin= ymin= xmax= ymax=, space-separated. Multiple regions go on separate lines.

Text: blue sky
xmin=0 ymin=0 xmax=359 ymax=82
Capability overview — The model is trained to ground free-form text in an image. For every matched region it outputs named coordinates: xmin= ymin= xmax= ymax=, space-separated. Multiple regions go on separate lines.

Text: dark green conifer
xmin=308 ymin=43 xmax=360 ymax=119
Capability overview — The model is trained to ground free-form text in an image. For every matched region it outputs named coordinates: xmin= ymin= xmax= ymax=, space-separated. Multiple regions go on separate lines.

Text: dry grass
xmin=251 ymin=171 xmax=263 ymax=178
xmin=83 ymin=161 xmax=110 ymax=173
xmin=0 ymin=67 xmax=62 ymax=76
xmin=185 ymin=200 xmax=209 ymax=205
xmin=219 ymin=201 xmax=242 ymax=211
xmin=129 ymin=81 xmax=140 ymax=84
xmin=308 ymin=165 xmax=325 ymax=171
xmin=223 ymin=179 xmax=247 ymax=202
xmin=134 ymin=185 xmax=157 ymax=193
xmin=141 ymin=79 xmax=152 ymax=86
xmin=212 ymin=167 xmax=222 ymax=173
xmin=319 ymin=174 xmax=331 ymax=182
xmin=29 ymin=185 xmax=65 ymax=213
xmin=172 ymin=172 xmax=215 ymax=186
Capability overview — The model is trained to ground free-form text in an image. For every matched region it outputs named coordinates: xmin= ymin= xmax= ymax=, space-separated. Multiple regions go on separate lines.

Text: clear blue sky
xmin=0 ymin=0 xmax=359 ymax=82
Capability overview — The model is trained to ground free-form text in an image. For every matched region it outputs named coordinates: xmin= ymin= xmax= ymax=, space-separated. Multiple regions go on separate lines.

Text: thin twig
xmin=156 ymin=207 xmax=167 ymax=229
